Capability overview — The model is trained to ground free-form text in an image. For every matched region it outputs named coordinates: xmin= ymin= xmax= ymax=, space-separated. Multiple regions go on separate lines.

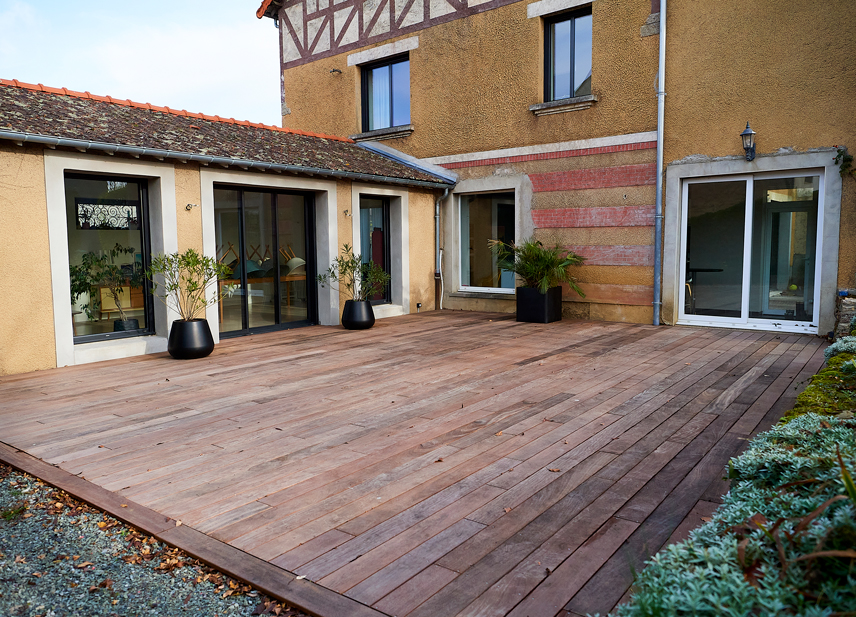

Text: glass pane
xmin=391 ymin=60 xmax=410 ymax=127
xmin=685 ymin=181 xmax=746 ymax=317
xmin=214 ymin=189 xmax=243 ymax=333
xmin=573 ymin=14 xmax=592 ymax=97
xmin=551 ymin=19 xmax=572 ymax=100
xmin=749 ymin=176 xmax=818 ymax=322
xmin=66 ymin=176 xmax=149 ymax=337
xmin=460 ymin=192 xmax=515 ymax=289
xmin=360 ymin=197 xmax=389 ymax=302
xmin=277 ymin=194 xmax=309 ymax=323
xmin=369 ymin=65 xmax=391 ymax=130
xmin=243 ymin=192 xmax=276 ymax=329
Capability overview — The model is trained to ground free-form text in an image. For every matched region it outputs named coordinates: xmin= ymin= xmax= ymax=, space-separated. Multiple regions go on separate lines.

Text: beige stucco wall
xmin=664 ymin=0 xmax=856 ymax=289
xmin=282 ymin=0 xmax=659 ymax=157
xmin=0 ymin=144 xmax=56 ymax=375
xmin=174 ymin=164 xmax=203 ymax=253
xmin=407 ymin=189 xmax=437 ymax=311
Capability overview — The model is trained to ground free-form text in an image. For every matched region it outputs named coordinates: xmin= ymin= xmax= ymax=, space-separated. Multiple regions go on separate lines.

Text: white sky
xmin=0 ymin=0 xmax=282 ymax=125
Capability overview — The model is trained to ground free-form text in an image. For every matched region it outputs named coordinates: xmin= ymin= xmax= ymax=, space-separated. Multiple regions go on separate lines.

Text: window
xmin=360 ymin=196 xmax=391 ymax=303
xmin=361 ymin=56 xmax=410 ymax=131
xmin=545 ymin=8 xmax=592 ymax=102
xmin=65 ymin=174 xmax=154 ymax=341
xmin=460 ymin=192 xmax=516 ymax=292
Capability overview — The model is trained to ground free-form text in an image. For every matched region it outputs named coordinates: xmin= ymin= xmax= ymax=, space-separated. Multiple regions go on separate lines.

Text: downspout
xmin=435 ymin=188 xmax=450 ymax=310
xmin=653 ymin=0 xmax=667 ymax=326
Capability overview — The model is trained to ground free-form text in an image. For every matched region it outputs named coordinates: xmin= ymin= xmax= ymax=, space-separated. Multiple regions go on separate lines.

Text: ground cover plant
xmin=608 ymin=413 xmax=856 ymax=617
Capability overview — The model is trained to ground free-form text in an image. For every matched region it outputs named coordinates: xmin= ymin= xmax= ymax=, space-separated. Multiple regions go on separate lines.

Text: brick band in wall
xmin=439 ymin=141 xmax=657 ymax=170
xmin=565 ymin=245 xmax=655 ymax=267
xmin=530 ymin=163 xmax=657 ymax=192
xmin=531 ymin=205 xmax=654 ymax=228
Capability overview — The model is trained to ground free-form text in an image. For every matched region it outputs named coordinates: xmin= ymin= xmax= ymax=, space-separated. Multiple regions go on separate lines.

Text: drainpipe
xmin=435 ymin=188 xmax=450 ymax=310
xmin=653 ymin=0 xmax=667 ymax=326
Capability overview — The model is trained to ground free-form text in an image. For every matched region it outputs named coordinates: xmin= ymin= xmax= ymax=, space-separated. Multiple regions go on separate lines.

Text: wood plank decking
xmin=0 ymin=312 xmax=825 ymax=617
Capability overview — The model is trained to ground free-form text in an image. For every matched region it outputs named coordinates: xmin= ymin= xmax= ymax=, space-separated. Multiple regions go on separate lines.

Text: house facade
xmin=0 ymin=80 xmax=452 ymax=376
xmin=260 ymin=0 xmax=664 ymax=324
xmin=260 ymin=0 xmax=855 ymax=335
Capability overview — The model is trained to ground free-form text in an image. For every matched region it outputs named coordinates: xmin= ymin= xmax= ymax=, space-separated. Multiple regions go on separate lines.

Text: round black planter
xmin=168 ymin=319 xmax=215 ymax=359
xmin=341 ymin=300 xmax=375 ymax=330
xmin=113 ymin=318 xmax=139 ymax=332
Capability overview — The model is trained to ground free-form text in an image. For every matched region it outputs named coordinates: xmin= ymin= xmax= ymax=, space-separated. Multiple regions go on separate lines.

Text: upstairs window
xmin=361 ymin=56 xmax=410 ymax=131
xmin=545 ymin=8 xmax=592 ymax=102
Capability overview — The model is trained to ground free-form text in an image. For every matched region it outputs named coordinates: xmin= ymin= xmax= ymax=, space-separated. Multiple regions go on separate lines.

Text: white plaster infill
xmin=527 ymin=0 xmax=593 ymax=19
xmin=421 ymin=131 xmax=657 ymax=167
xmin=347 ymin=36 xmax=419 ymax=66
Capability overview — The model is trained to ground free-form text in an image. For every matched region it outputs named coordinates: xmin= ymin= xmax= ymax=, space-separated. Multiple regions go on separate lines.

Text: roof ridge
xmin=0 ymin=78 xmax=353 ymax=144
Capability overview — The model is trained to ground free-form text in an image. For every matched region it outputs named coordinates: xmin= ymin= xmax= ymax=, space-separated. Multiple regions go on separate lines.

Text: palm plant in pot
xmin=69 ymin=243 xmax=143 ymax=332
xmin=147 ymin=248 xmax=234 ymax=359
xmin=317 ymin=243 xmax=391 ymax=330
xmin=490 ymin=238 xmax=586 ymax=323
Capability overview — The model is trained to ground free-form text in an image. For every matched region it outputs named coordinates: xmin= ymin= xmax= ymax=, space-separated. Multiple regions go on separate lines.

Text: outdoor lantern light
xmin=740 ymin=122 xmax=756 ymax=162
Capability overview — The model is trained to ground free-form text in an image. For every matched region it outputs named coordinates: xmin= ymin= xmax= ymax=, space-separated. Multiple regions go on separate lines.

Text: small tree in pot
xmin=147 ymin=249 xmax=234 ymax=359
xmin=490 ymin=238 xmax=585 ymax=323
xmin=317 ymin=243 xmax=391 ymax=330
xmin=69 ymin=243 xmax=143 ymax=331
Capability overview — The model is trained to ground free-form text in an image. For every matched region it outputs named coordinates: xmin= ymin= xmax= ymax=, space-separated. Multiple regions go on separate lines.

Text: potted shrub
xmin=317 ymin=243 xmax=391 ymax=330
xmin=69 ymin=243 xmax=143 ymax=332
xmin=490 ymin=238 xmax=586 ymax=323
xmin=147 ymin=248 xmax=234 ymax=359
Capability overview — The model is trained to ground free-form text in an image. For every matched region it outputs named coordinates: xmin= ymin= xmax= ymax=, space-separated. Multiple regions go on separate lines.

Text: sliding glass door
xmin=679 ymin=173 xmax=821 ymax=332
xmin=214 ymin=186 xmax=315 ymax=336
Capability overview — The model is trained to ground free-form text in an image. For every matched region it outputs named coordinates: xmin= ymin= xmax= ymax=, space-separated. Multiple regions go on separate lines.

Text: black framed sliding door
xmin=214 ymin=186 xmax=316 ymax=337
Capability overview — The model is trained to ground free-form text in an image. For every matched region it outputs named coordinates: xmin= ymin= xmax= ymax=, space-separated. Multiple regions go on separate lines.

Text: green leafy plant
xmin=317 ymin=243 xmax=391 ymax=302
xmin=68 ymin=243 xmax=142 ymax=322
xmin=834 ymin=145 xmax=855 ymax=179
xmin=146 ymin=249 xmax=234 ymax=321
xmin=489 ymin=237 xmax=586 ymax=295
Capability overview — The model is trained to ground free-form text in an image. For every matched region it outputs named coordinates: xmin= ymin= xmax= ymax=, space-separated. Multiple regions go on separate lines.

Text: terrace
xmin=0 ymin=312 xmax=825 ymax=617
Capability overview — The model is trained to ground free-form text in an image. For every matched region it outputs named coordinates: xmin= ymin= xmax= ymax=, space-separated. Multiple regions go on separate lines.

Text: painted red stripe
xmin=439 ymin=141 xmax=656 ymax=170
xmin=531 ymin=205 xmax=654 ymax=228
xmin=565 ymin=245 xmax=654 ymax=267
xmin=530 ymin=163 xmax=657 ymax=192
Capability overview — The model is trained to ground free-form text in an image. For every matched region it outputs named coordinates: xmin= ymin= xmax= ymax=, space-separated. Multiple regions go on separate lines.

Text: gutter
xmin=653 ymin=0 xmax=667 ymax=326
xmin=0 ymin=130 xmax=455 ymax=190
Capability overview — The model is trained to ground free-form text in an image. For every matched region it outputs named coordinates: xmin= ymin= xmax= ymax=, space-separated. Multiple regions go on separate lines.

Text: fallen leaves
xmin=548 ymin=468 xmax=561 ymax=473
xmin=495 ymin=431 xmax=503 ymax=436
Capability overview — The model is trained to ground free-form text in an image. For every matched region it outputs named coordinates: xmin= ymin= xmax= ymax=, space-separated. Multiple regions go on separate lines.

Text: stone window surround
xmin=199 ymin=168 xmax=341 ymax=331
xmin=444 ymin=175 xmax=535 ymax=298
xmin=662 ymin=150 xmax=842 ymax=334
xmin=45 ymin=151 xmax=179 ymax=368
xmin=350 ymin=183 xmax=410 ymax=319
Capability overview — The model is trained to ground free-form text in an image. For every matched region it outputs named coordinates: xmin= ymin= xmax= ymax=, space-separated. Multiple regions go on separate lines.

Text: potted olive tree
xmin=490 ymin=238 xmax=586 ymax=323
xmin=317 ymin=243 xmax=391 ymax=330
xmin=69 ymin=243 xmax=143 ymax=331
xmin=147 ymin=248 xmax=234 ymax=359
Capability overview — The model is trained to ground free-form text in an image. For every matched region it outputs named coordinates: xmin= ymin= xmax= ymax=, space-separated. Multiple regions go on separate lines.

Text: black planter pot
xmin=113 ymin=318 xmax=139 ymax=332
xmin=168 ymin=319 xmax=215 ymax=359
xmin=516 ymin=286 xmax=563 ymax=323
xmin=341 ymin=300 xmax=375 ymax=330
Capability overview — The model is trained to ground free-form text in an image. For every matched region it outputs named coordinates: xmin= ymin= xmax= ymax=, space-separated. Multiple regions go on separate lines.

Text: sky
xmin=0 ymin=1 xmax=282 ymax=125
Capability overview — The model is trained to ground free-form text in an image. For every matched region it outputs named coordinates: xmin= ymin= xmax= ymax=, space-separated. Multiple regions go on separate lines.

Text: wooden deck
xmin=0 ymin=312 xmax=825 ymax=617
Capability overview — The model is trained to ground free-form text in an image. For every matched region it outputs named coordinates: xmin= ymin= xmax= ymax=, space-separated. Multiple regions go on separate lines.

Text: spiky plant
xmin=489 ymin=238 xmax=586 ymax=296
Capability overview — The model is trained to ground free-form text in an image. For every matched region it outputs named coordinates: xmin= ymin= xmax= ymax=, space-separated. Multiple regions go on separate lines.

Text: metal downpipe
xmin=653 ymin=0 xmax=667 ymax=326
xmin=435 ymin=188 xmax=450 ymax=310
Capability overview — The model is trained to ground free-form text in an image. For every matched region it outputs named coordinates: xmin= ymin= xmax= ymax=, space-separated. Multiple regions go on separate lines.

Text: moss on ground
xmin=781 ymin=352 xmax=856 ymax=422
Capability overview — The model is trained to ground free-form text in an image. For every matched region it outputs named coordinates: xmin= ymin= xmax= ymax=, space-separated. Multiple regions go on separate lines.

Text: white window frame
xmin=458 ymin=191 xmax=518 ymax=294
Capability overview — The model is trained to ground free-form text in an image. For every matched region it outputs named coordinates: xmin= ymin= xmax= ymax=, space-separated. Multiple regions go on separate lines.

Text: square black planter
xmin=516 ymin=286 xmax=562 ymax=323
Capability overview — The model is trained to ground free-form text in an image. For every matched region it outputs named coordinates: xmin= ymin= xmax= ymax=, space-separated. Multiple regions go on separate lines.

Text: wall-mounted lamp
xmin=185 ymin=203 xmax=199 ymax=211
xmin=330 ymin=68 xmax=342 ymax=75
xmin=740 ymin=122 xmax=756 ymax=162
xmin=343 ymin=209 xmax=352 ymax=217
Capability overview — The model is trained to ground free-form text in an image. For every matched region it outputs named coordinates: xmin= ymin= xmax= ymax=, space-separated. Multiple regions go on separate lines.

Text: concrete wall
xmin=0 ymin=144 xmax=56 ymax=375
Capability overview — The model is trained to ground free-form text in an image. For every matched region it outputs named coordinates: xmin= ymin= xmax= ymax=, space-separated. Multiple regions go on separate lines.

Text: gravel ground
xmin=0 ymin=463 xmax=309 ymax=617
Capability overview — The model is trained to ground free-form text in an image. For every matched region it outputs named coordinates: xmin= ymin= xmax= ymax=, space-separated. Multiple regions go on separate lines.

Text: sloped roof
xmin=0 ymin=79 xmax=451 ymax=187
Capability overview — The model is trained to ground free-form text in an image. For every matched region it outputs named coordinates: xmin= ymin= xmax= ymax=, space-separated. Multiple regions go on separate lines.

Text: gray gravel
xmin=0 ymin=464 xmax=307 ymax=617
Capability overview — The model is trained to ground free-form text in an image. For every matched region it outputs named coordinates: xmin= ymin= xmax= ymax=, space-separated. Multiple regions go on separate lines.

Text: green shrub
xmin=609 ymin=414 xmax=856 ymax=617
xmin=825 ymin=336 xmax=856 ymax=360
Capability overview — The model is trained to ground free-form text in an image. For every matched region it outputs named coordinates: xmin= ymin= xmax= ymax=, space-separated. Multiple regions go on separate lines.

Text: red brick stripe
xmin=439 ymin=141 xmax=656 ymax=170
xmin=530 ymin=163 xmax=657 ymax=192
xmin=565 ymin=245 xmax=654 ymax=267
xmin=531 ymin=205 xmax=654 ymax=228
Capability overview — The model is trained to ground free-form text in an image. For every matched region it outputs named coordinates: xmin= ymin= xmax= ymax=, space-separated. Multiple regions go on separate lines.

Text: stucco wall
xmin=282 ymin=0 xmax=659 ymax=157
xmin=0 ymin=144 xmax=56 ymax=375
xmin=664 ymin=0 xmax=856 ymax=290
xmin=174 ymin=164 xmax=203 ymax=253
xmin=407 ymin=189 xmax=437 ymax=311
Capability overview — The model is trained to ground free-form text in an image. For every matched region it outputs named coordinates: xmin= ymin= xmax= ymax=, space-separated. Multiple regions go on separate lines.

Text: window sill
xmin=529 ymin=95 xmax=598 ymax=116
xmin=451 ymin=290 xmax=515 ymax=301
xmin=350 ymin=125 xmax=414 ymax=142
